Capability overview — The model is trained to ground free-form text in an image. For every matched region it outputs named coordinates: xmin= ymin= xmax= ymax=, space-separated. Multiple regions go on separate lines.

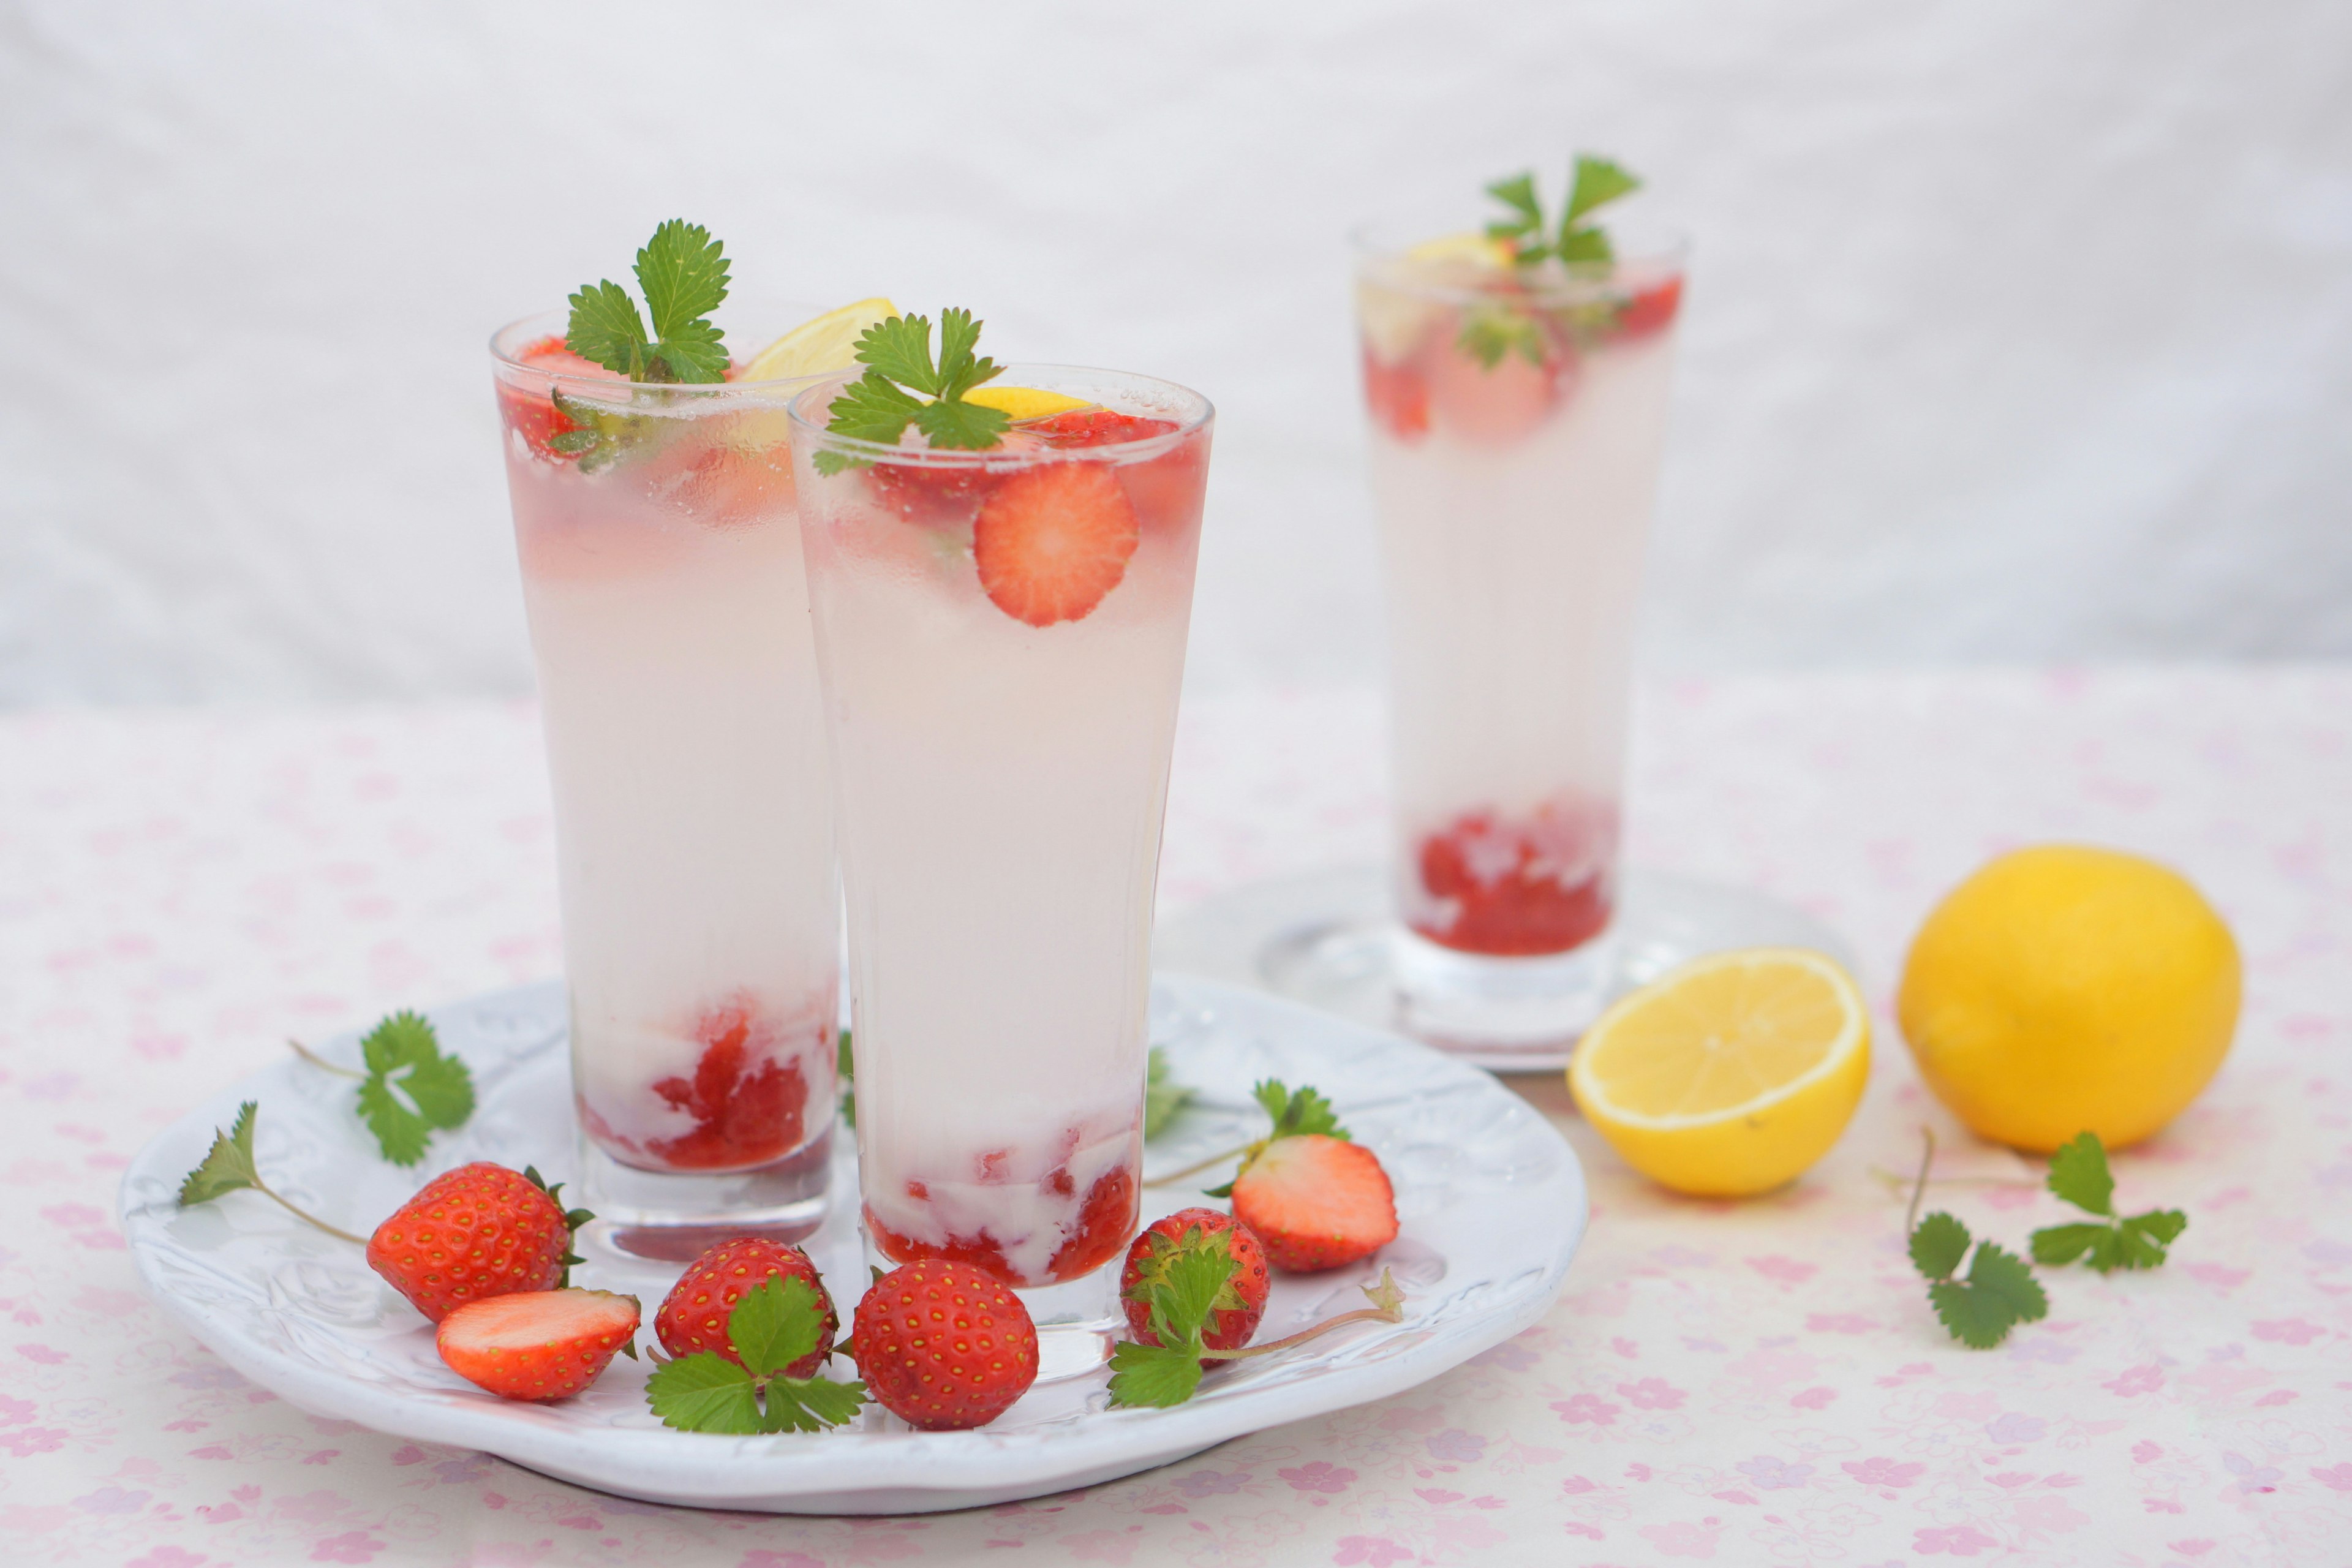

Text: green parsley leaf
xmin=1924 ymin=1239 xmax=2047 ymax=1351
xmin=727 ymin=1276 xmax=831 ymax=1379
xmin=1907 ymin=1211 xmax=1973 ymax=1280
xmin=2030 ymin=1131 xmax=2188 ymax=1273
xmin=564 ymin=219 xmax=731 ymax=385
xmin=354 ymin=1011 xmax=474 ymax=1167
xmin=837 ymin=1029 xmax=856 ymax=1129
xmin=1483 ymin=172 xmax=1544 ymax=242
xmin=2029 ymin=1222 xmax=2113 ymax=1268
xmin=1255 ymin=1080 xmax=1348 ymax=1142
xmin=1555 ymin=225 xmax=1616 ymax=266
xmin=646 ymin=1352 xmax=763 ymax=1434
xmin=1106 ymin=1340 xmax=1204 ymax=1409
xmin=822 ymin=310 xmax=1009 ymax=456
xmin=1458 ymin=304 xmax=1548 ymax=370
xmin=564 ymin=280 xmax=653 ymax=380
xmin=1966 ymin=1239 xmax=2048 ymax=1322
xmin=1144 ymin=1047 xmax=1191 ymax=1140
xmin=178 ymin=1101 xmax=262 ymax=1205
xmin=2045 ymin=1131 xmax=2116 ymax=1217
xmin=1563 ymin=155 xmax=1642 ymax=226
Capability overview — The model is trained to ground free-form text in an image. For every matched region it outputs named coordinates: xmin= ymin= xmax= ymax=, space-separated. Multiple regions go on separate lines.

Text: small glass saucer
xmin=1153 ymin=865 xmax=1859 ymax=1073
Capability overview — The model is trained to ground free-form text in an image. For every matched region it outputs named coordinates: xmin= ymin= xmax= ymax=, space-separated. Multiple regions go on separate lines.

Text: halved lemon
xmin=1405 ymin=231 xmax=1517 ymax=269
xmin=738 ymin=297 xmax=898 ymax=382
xmin=965 ymin=385 xmax=1093 ymax=421
xmin=1568 ymin=948 xmax=1870 ymax=1197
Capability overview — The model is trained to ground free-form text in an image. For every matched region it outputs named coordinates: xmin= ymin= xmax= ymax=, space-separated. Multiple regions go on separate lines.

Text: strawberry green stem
xmin=1902 ymin=1127 xmax=1936 ymax=1238
xmin=1197 ymin=1299 xmax=1406 ymax=1362
xmin=1143 ymin=1140 xmax=1259 ymax=1188
xmin=287 ymin=1039 xmax=363 ymax=1080
xmin=255 ymin=1179 xmax=368 ymax=1245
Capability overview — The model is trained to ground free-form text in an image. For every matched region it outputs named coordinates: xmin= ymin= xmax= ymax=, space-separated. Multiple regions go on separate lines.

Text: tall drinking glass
xmin=786 ymin=369 xmax=1212 ymax=1372
xmin=1355 ymin=227 xmax=1686 ymax=1052
xmin=491 ymin=314 xmax=838 ymax=1259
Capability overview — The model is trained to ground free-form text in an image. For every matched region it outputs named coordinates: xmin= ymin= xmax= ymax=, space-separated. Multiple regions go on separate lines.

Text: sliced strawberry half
xmin=499 ymin=335 xmax=625 ymax=462
xmin=972 ymin=461 xmax=1141 ymax=627
xmin=436 ymin=1287 xmax=639 ymax=1403
xmin=1228 ymin=1134 xmax=1398 ymax=1273
xmin=1613 ymin=277 xmax=1684 ymax=341
xmin=1362 ymin=348 xmax=1431 ymax=442
xmin=1025 ymin=409 xmax=1177 ymax=450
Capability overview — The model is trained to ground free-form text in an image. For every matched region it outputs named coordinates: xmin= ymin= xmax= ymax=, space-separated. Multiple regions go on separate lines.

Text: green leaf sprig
xmin=564 ymin=219 xmax=732 ymax=385
xmin=645 ymin=1275 xmax=867 ymax=1434
xmin=836 ymin=1029 xmax=856 ymax=1129
xmin=292 ymin=1011 xmax=475 ymax=1167
xmin=1483 ymin=156 xmax=1642 ymax=268
xmin=1144 ymin=1046 xmax=1192 ymax=1140
xmin=1909 ymin=1210 xmax=2048 ymax=1350
xmin=177 ymin=1102 xmax=367 ymax=1243
xmin=813 ymin=310 xmax=1009 ymax=474
xmin=1146 ymin=1078 xmax=1350 ymax=1191
xmin=2031 ymin=1132 xmax=2188 ymax=1272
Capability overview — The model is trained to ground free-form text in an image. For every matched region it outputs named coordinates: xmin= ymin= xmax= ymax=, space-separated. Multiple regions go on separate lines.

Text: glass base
xmin=861 ymin=1229 xmax=1123 ymax=1385
xmin=1153 ymin=864 xmax=1860 ymax=1072
xmin=576 ymin=1125 xmax=834 ymax=1265
xmin=1391 ymin=924 xmax=1620 ymax=1049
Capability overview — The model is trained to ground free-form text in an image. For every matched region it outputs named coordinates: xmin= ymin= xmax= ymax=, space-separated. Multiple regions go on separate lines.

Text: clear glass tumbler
xmin=491 ymin=314 xmax=839 ymax=1259
xmin=786 ymin=368 xmax=1212 ymax=1373
xmin=1355 ymin=225 xmax=1687 ymax=1052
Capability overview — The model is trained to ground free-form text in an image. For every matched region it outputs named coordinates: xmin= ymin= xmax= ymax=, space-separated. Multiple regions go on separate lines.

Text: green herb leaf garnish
xmin=1479 ymin=155 xmax=1640 ymax=269
xmin=814 ymin=309 xmax=1009 ymax=474
xmin=1144 ymin=1047 xmax=1191 ymax=1140
xmin=176 ymin=1102 xmax=365 ymax=1243
xmin=2029 ymin=1131 xmax=2187 ymax=1273
xmin=837 ymin=1029 xmax=856 ymax=1129
xmin=353 ymin=1011 xmax=475 ymax=1168
xmin=564 ymin=219 xmax=731 ymax=385
xmin=644 ymin=1275 xmax=866 ymax=1435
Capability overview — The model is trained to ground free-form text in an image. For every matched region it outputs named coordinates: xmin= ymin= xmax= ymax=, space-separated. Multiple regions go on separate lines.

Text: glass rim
xmin=1351 ymin=217 xmax=1689 ymax=305
xmin=785 ymin=363 xmax=1215 ymax=468
xmin=486 ymin=308 xmax=839 ymax=397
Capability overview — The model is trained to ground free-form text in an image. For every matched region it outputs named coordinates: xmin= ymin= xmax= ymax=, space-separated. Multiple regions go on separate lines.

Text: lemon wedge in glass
xmin=963 ymin=385 xmax=1093 ymax=421
xmin=1568 ymin=948 xmax=1869 ymax=1197
xmin=738 ymin=298 xmax=897 ymax=382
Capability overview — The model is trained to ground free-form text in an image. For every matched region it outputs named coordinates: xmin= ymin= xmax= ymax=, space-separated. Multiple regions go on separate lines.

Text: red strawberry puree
xmin=864 ymin=1132 xmax=1142 ymax=1290
xmin=576 ymin=996 xmax=821 ymax=1174
xmin=1410 ymin=804 xmax=1619 ymax=957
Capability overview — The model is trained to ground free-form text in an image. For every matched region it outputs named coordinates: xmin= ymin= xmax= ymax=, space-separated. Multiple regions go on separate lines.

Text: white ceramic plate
xmin=119 ymin=976 xmax=1584 ymax=1515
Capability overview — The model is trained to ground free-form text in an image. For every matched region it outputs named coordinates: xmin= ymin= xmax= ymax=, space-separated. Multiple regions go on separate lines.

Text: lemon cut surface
xmin=1569 ymin=948 xmax=1869 ymax=1197
xmin=739 ymin=297 xmax=898 ymax=382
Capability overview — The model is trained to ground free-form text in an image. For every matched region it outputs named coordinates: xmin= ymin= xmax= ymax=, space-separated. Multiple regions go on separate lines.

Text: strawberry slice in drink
xmin=1613 ymin=277 xmax=1683 ymax=341
xmin=1362 ymin=348 xmax=1431 ymax=442
xmin=1423 ymin=322 xmax=1572 ymax=447
xmin=499 ymin=335 xmax=624 ymax=462
xmin=972 ymin=461 xmax=1142 ymax=627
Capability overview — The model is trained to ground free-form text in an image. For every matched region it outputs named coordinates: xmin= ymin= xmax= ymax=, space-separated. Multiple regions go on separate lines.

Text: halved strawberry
xmin=436 ymin=1287 xmax=639 ymax=1402
xmin=1425 ymin=325 xmax=1570 ymax=447
xmin=498 ymin=336 xmax=624 ymax=462
xmin=971 ymin=461 xmax=1140 ymax=627
xmin=1121 ymin=1208 xmax=1268 ymax=1359
xmin=1228 ymin=1134 xmax=1398 ymax=1273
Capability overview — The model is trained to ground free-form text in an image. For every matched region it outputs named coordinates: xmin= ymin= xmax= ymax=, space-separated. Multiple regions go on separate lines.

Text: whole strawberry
xmin=437 ymin=1287 xmax=639 ymax=1402
xmin=852 ymin=1261 xmax=1038 ymax=1430
xmin=655 ymin=1238 xmax=838 ymax=1381
xmin=1121 ymin=1208 xmax=1268 ymax=1359
xmin=366 ymin=1163 xmax=589 ymax=1323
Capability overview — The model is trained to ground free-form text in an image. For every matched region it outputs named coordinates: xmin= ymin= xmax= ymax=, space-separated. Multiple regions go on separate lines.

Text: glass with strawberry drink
xmin=491 ymin=222 xmax=895 ymax=1258
xmin=1356 ymin=159 xmax=1686 ymax=1053
xmin=786 ymin=311 xmax=1212 ymax=1374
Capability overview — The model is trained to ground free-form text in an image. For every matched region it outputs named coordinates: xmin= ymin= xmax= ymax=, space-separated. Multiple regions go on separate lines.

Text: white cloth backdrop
xmin=2 ymin=0 xmax=2347 ymax=705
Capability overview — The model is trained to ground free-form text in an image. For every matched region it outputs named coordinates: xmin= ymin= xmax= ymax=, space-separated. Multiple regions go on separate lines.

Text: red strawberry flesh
xmin=654 ymin=1237 xmax=837 ymax=1379
xmin=971 ymin=461 xmax=1141 ymax=627
xmin=851 ymin=1261 xmax=1039 ymax=1430
xmin=1229 ymin=1135 xmax=1399 ymax=1274
xmin=436 ymin=1287 xmax=639 ymax=1403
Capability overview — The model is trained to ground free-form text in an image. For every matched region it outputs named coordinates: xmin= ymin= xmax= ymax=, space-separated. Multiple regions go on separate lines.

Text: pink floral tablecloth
xmin=3 ymin=666 xmax=2348 ymax=1567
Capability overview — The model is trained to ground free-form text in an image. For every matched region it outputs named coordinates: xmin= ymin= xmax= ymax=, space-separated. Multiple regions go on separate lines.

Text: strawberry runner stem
xmin=254 ymin=1184 xmax=369 ymax=1245
xmin=1197 ymin=1268 xmax=1406 ymax=1361
xmin=287 ymin=1039 xmax=363 ymax=1079
xmin=1142 ymin=1144 xmax=1251 ymax=1186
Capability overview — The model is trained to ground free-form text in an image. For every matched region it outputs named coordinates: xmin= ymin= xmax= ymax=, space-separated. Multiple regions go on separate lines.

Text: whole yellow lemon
xmin=1898 ymin=845 xmax=2239 ymax=1152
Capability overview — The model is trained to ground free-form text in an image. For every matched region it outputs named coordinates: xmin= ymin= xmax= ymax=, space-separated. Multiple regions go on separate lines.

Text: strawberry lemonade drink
xmin=1358 ymin=162 xmax=1685 ymax=1050
xmin=786 ymin=312 xmax=1211 ymax=1354
xmin=491 ymin=222 xmax=888 ymax=1255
